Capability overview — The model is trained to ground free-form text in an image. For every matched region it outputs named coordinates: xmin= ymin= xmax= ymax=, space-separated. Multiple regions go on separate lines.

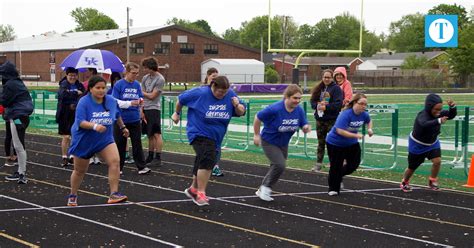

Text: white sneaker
xmin=255 ymin=185 xmax=274 ymax=201
xmin=138 ymin=167 xmax=151 ymax=175
xmin=340 ymin=182 xmax=344 ymax=190
xmin=93 ymin=156 xmax=101 ymax=165
xmin=89 ymin=158 xmax=95 ymax=165
xmin=328 ymin=191 xmax=338 ymax=196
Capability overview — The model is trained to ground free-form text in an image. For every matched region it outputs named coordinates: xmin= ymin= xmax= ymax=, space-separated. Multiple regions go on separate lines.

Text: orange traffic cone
xmin=463 ymin=155 xmax=474 ymax=188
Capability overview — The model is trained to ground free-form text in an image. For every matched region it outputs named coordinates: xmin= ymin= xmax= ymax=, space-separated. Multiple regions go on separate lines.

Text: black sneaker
xmin=145 ymin=155 xmax=154 ymax=164
xmin=5 ymin=172 xmax=20 ymax=181
xmin=18 ymin=174 xmax=28 ymax=184
xmin=61 ymin=158 xmax=69 ymax=167
xmin=68 ymin=157 xmax=74 ymax=166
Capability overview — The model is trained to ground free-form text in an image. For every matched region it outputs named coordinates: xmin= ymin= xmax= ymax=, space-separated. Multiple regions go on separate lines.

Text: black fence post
xmin=292 ymin=68 xmax=299 ymax=85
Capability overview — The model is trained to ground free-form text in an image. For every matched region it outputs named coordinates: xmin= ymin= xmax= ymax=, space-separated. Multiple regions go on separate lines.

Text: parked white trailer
xmin=201 ymin=59 xmax=264 ymax=83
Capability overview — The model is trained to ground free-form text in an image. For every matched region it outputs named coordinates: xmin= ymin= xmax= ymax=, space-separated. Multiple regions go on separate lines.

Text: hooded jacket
xmin=310 ymin=81 xmax=343 ymax=121
xmin=334 ymin=67 xmax=353 ymax=106
xmin=0 ymin=61 xmax=33 ymax=120
xmin=411 ymin=93 xmax=457 ymax=145
xmin=55 ymin=76 xmax=85 ymax=123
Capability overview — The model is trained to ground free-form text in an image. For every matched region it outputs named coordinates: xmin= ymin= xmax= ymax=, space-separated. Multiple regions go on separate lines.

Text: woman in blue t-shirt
xmin=325 ymin=93 xmax=373 ymax=196
xmin=67 ymin=76 xmax=130 ymax=206
xmin=171 ymin=76 xmax=246 ymax=206
xmin=253 ymin=85 xmax=311 ymax=201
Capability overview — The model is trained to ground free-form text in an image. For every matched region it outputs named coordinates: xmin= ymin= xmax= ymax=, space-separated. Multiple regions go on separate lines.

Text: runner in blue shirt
xmin=172 ymin=76 xmax=246 ymax=206
xmin=325 ymin=93 xmax=373 ymax=196
xmin=253 ymin=84 xmax=311 ymax=201
xmin=67 ymin=76 xmax=129 ymax=206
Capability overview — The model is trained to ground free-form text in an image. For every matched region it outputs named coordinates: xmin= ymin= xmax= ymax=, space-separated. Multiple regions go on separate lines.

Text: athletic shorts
xmin=142 ymin=109 xmax=161 ymax=136
xmin=408 ymin=148 xmax=441 ymax=170
xmin=191 ymin=136 xmax=217 ymax=170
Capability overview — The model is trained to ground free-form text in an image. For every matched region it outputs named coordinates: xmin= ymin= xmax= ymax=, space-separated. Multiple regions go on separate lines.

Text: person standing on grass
xmin=334 ymin=67 xmax=353 ymax=107
xmin=400 ymin=94 xmax=456 ymax=192
xmin=253 ymin=84 xmax=311 ymax=201
xmin=310 ymin=69 xmax=343 ymax=172
xmin=172 ymin=76 xmax=245 ymax=206
xmin=0 ymin=61 xmax=33 ymax=184
xmin=56 ymin=67 xmax=85 ymax=167
xmin=325 ymin=93 xmax=373 ymax=196
xmin=67 ymin=76 xmax=129 ymax=206
xmin=112 ymin=62 xmax=151 ymax=175
xmin=202 ymin=67 xmax=225 ymax=177
xmin=141 ymin=57 xmax=165 ymax=165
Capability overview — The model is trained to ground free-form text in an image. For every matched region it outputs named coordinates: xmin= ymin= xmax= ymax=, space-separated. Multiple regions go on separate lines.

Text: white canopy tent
xmin=201 ymin=59 xmax=264 ymax=84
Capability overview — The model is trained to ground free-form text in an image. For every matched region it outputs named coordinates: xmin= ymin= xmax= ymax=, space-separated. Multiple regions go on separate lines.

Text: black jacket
xmin=411 ymin=93 xmax=457 ymax=144
xmin=310 ymin=81 xmax=343 ymax=121
xmin=55 ymin=77 xmax=85 ymax=122
xmin=0 ymin=61 xmax=33 ymax=120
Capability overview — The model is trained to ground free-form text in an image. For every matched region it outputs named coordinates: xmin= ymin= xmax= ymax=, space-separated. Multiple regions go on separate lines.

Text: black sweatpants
xmin=114 ymin=121 xmax=146 ymax=171
xmin=327 ymin=142 xmax=361 ymax=193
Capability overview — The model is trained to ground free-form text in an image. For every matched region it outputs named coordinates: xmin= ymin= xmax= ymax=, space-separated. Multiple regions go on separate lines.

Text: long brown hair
xmin=344 ymin=93 xmax=367 ymax=110
xmin=310 ymin=69 xmax=333 ymax=103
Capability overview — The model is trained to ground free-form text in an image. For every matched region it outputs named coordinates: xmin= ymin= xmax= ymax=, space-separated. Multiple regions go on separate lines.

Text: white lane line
xmin=216 ymin=197 xmax=451 ymax=247
xmin=0 ymin=195 xmax=182 ymax=247
xmin=7 ymin=161 xmax=467 ymax=246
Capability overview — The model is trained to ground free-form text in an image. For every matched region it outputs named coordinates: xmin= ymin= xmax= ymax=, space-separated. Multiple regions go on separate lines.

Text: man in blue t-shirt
xmin=172 ymin=76 xmax=245 ymax=206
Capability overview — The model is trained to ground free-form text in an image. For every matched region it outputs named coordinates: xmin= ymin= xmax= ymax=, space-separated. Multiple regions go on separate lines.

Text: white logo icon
xmin=428 ymin=18 xmax=454 ymax=44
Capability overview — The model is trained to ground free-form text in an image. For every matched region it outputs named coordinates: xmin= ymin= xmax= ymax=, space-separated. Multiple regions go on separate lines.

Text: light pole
xmin=126 ymin=7 xmax=130 ymax=63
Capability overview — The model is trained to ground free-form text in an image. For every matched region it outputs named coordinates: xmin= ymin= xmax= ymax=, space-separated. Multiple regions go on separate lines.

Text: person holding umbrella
xmin=56 ymin=67 xmax=85 ymax=167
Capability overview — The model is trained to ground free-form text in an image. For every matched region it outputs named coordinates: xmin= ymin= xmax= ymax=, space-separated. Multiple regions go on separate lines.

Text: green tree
xmin=167 ymin=18 xmax=215 ymax=36
xmin=70 ymin=8 xmax=118 ymax=32
xmin=428 ymin=4 xmax=469 ymax=27
xmin=222 ymin=27 xmax=241 ymax=43
xmin=238 ymin=15 xmax=298 ymax=51
xmin=447 ymin=24 xmax=474 ymax=87
xmin=0 ymin=24 xmax=16 ymax=42
xmin=401 ymin=55 xmax=432 ymax=69
xmin=387 ymin=13 xmax=425 ymax=52
xmin=293 ymin=12 xmax=382 ymax=57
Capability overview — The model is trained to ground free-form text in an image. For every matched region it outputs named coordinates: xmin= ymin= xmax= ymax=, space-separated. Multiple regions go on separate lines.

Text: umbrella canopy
xmin=60 ymin=49 xmax=125 ymax=73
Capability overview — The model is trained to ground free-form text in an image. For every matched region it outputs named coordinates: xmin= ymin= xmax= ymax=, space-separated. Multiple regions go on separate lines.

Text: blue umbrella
xmin=60 ymin=49 xmax=125 ymax=72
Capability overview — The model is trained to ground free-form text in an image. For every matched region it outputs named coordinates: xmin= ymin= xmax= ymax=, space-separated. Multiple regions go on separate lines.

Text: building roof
xmin=369 ymin=51 xmax=446 ymax=60
xmin=0 ymin=25 xmax=259 ymax=53
xmin=273 ymin=56 xmax=362 ymax=66
xmin=202 ymin=59 xmax=264 ymax=66
xmin=363 ymin=59 xmax=405 ymax=67
xmin=0 ymin=26 xmax=163 ymax=52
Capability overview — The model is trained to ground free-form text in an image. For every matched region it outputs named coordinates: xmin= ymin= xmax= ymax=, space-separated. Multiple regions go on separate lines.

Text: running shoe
xmin=400 ymin=181 xmax=412 ymax=192
xmin=4 ymin=158 xmax=18 ymax=167
xmin=211 ymin=165 xmax=224 ymax=177
xmin=5 ymin=172 xmax=20 ymax=181
xmin=107 ymin=192 xmax=128 ymax=204
xmin=255 ymin=185 xmax=274 ymax=201
xmin=428 ymin=178 xmax=440 ymax=191
xmin=328 ymin=191 xmax=339 ymax=196
xmin=184 ymin=187 xmax=198 ymax=200
xmin=67 ymin=194 xmax=78 ymax=206
xmin=194 ymin=191 xmax=210 ymax=206
xmin=124 ymin=156 xmax=135 ymax=164
xmin=138 ymin=167 xmax=151 ymax=175
xmin=18 ymin=174 xmax=28 ymax=184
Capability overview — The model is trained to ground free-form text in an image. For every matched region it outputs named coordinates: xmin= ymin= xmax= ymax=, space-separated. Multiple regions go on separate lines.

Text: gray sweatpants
xmin=10 ymin=120 xmax=27 ymax=174
xmin=261 ymin=140 xmax=288 ymax=188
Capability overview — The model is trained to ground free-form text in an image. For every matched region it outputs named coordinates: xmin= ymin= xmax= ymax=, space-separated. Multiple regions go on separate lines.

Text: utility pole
xmin=126 ymin=7 xmax=130 ymax=63
xmin=280 ymin=16 xmax=288 ymax=83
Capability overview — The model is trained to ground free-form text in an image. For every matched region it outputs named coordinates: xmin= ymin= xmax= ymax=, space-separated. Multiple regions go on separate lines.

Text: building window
xmin=130 ymin=42 xmax=144 ymax=54
xmin=155 ymin=43 xmax=170 ymax=55
xmin=180 ymin=43 xmax=195 ymax=54
xmin=204 ymin=44 xmax=218 ymax=54
xmin=299 ymin=65 xmax=308 ymax=72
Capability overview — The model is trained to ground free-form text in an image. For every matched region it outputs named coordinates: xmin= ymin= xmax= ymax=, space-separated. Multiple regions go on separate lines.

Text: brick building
xmin=0 ymin=25 xmax=260 ymax=82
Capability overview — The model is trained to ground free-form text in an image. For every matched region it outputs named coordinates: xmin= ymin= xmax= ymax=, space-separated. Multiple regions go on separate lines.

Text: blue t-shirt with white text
xmin=326 ymin=108 xmax=371 ymax=147
xmin=69 ymin=94 xmax=121 ymax=158
xmin=257 ymin=100 xmax=308 ymax=147
xmin=112 ymin=79 xmax=143 ymax=123
xmin=178 ymin=86 xmax=244 ymax=148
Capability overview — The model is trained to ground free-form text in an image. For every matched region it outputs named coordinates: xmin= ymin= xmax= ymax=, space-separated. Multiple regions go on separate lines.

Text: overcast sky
xmin=1 ymin=0 xmax=472 ymax=39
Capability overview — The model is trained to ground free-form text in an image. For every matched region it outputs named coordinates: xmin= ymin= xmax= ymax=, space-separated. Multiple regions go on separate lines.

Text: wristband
xmin=368 ymin=128 xmax=373 ymax=133
xmin=93 ymin=123 xmax=98 ymax=131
